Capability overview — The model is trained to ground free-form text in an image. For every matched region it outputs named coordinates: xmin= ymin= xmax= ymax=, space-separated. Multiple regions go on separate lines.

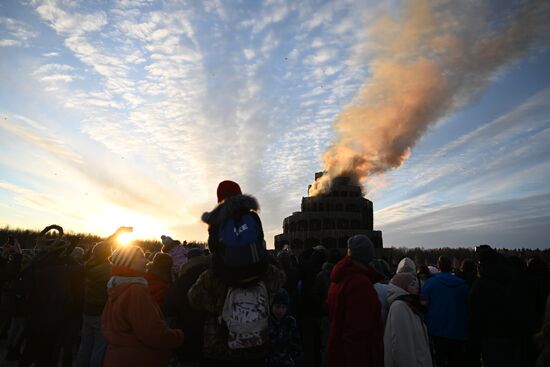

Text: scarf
xmin=107 ymin=265 xmax=147 ymax=289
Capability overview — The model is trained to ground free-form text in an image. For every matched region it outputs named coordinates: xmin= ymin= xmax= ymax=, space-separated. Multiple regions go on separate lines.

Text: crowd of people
xmin=0 ymin=180 xmax=549 ymax=367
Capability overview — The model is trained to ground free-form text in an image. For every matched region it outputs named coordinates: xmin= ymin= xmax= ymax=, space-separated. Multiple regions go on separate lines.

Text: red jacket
xmin=101 ymin=280 xmax=183 ymax=367
xmin=326 ymin=256 xmax=384 ymax=367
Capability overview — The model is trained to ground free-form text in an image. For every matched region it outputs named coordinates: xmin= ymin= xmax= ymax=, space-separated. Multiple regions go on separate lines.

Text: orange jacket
xmin=101 ymin=280 xmax=183 ymax=367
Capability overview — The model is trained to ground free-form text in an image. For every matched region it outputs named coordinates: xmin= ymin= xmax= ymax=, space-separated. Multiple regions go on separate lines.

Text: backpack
xmin=221 ymin=281 xmax=269 ymax=349
xmin=219 ymin=213 xmax=267 ymax=268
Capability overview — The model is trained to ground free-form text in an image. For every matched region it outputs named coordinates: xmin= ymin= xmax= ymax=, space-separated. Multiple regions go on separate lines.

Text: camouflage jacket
xmin=188 ymin=263 xmax=286 ymax=361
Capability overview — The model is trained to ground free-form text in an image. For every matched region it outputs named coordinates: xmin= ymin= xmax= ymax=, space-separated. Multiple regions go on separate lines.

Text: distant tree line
xmin=379 ymin=246 xmax=550 ymax=269
xmin=0 ymin=226 xmax=206 ymax=253
xmin=2 ymin=226 xmax=548 ymax=267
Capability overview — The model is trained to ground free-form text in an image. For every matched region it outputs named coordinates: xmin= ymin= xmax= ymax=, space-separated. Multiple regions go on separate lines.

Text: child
xmin=267 ymin=288 xmax=303 ymax=367
xmin=144 ymin=252 xmax=173 ymax=308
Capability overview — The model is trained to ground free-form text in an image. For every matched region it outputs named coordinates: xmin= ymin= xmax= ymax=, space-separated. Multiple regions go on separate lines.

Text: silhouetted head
xmin=347 ymin=234 xmax=374 ymax=268
xmin=437 ymin=256 xmax=452 ymax=273
xmin=528 ymin=256 xmax=548 ymax=275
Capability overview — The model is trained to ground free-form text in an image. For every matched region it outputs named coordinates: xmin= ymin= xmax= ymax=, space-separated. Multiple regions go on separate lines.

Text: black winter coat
xmin=21 ymin=251 xmax=83 ymax=335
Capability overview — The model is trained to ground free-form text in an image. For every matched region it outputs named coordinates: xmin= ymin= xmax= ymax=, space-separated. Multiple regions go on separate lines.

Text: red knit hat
xmin=217 ymin=180 xmax=242 ymax=203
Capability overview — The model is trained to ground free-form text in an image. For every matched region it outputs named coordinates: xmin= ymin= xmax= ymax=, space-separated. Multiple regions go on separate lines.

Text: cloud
xmin=0 ymin=115 xmax=83 ymax=165
xmin=0 ymin=17 xmax=37 ymax=47
xmin=304 ymin=48 xmax=337 ymax=65
xmin=33 ymin=0 xmax=107 ymax=35
xmin=0 ymin=181 xmax=58 ymax=211
xmin=380 ymin=193 xmax=550 ymax=249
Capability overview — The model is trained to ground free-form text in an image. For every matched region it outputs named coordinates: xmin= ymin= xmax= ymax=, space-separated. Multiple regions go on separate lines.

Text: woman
xmin=101 ymin=245 xmax=183 ymax=367
xmin=384 ymin=273 xmax=432 ymax=367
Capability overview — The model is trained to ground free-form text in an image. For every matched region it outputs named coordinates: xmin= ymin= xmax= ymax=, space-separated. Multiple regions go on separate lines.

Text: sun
xmin=117 ymin=232 xmax=135 ymax=246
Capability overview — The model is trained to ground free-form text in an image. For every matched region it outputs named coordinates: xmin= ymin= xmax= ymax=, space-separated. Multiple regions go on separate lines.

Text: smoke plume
xmin=311 ymin=0 xmax=550 ymax=195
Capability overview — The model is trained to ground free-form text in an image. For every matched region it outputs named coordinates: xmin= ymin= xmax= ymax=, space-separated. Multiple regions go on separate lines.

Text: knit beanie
xmin=110 ymin=246 xmax=143 ymax=268
xmin=217 ymin=180 xmax=242 ymax=203
xmin=347 ymin=235 xmax=374 ymax=267
xmin=161 ymin=235 xmax=175 ymax=246
xmin=396 ymin=257 xmax=417 ymax=274
xmin=272 ymin=288 xmax=290 ymax=306
xmin=391 ymin=272 xmax=416 ymax=292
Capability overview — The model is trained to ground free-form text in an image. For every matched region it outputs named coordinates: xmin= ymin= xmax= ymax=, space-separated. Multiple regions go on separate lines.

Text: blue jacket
xmin=421 ymin=272 xmax=469 ymax=340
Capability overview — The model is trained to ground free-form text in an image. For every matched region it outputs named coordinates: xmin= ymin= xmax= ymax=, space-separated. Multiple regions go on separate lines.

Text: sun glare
xmin=117 ymin=232 xmax=135 ymax=246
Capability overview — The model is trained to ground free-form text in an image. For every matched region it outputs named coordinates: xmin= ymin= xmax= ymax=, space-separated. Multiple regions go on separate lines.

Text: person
xmin=369 ymin=252 xmax=391 ymax=325
xmin=201 ymin=180 xmax=269 ymax=283
xmin=535 ymin=316 xmax=550 ymax=367
xmin=527 ymin=257 xmax=550 ymax=334
xmin=18 ymin=225 xmax=83 ymax=367
xmin=144 ymin=252 xmax=173 ymax=307
xmin=276 ymin=249 xmax=300 ymax=317
xmin=71 ymin=246 xmax=85 ymax=264
xmin=455 ymin=258 xmax=481 ymax=367
xmin=300 ymin=246 xmax=327 ymax=367
xmin=101 ymin=245 xmax=184 ymax=367
xmin=384 ymin=272 xmax=432 ymax=367
xmin=456 ymin=259 xmax=477 ymax=288
xmin=396 ymin=257 xmax=416 ymax=274
xmin=422 ymin=256 xmax=469 ymax=367
xmin=75 ymin=239 xmax=112 ymax=367
xmin=311 ymin=249 xmax=342 ymax=364
xmin=469 ymin=246 xmax=531 ymax=367
xmin=326 ymin=234 xmax=384 ymax=367
xmin=163 ymin=247 xmax=210 ymax=366
xmin=188 ymin=180 xmax=285 ymax=367
xmin=267 ymin=288 xmax=303 ymax=367
xmin=161 ymin=235 xmax=188 ymax=278
xmin=416 ymin=265 xmax=431 ymax=289
xmin=0 ymin=235 xmax=24 ymax=361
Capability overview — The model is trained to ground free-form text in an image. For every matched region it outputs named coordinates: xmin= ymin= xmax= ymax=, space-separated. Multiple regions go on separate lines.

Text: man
xmin=326 ymin=234 xmax=384 ymax=367
xmin=421 ymin=256 xmax=469 ymax=367
xmin=469 ymin=245 xmax=530 ymax=367
xmin=19 ymin=225 xmax=82 ymax=367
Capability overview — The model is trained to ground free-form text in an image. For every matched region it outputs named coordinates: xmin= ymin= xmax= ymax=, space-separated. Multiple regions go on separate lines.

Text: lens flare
xmin=117 ymin=232 xmax=135 ymax=246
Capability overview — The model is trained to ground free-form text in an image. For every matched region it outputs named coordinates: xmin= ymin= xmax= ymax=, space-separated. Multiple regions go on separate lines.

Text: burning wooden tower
xmin=274 ymin=172 xmax=383 ymax=251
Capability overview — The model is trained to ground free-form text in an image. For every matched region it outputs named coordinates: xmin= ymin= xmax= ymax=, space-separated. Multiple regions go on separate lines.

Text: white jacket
xmin=384 ymin=284 xmax=432 ymax=367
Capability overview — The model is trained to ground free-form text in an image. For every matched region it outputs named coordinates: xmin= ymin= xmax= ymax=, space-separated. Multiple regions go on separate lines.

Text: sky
xmin=1 ymin=0 xmax=549 ymax=249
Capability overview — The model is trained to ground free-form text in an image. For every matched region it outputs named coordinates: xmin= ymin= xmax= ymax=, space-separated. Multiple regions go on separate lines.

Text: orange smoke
xmin=311 ymin=0 xmax=549 ymax=195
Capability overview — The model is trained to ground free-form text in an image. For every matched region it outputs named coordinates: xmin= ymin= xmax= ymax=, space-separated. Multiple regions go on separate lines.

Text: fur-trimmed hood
xmin=201 ymin=194 xmax=259 ymax=226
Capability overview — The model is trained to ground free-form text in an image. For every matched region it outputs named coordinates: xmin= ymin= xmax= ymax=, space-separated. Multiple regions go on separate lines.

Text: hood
xmin=386 ymin=283 xmax=409 ymax=305
xmin=433 ymin=272 xmax=466 ymax=288
xmin=331 ymin=256 xmax=384 ymax=284
xmin=396 ymin=257 xmax=416 ymax=274
xmin=179 ymin=255 xmax=211 ymax=277
xmin=106 ymin=279 xmax=147 ymax=301
xmin=201 ymin=194 xmax=259 ymax=226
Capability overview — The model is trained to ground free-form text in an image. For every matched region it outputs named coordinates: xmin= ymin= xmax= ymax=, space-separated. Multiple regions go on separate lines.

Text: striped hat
xmin=110 ymin=246 xmax=143 ymax=268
